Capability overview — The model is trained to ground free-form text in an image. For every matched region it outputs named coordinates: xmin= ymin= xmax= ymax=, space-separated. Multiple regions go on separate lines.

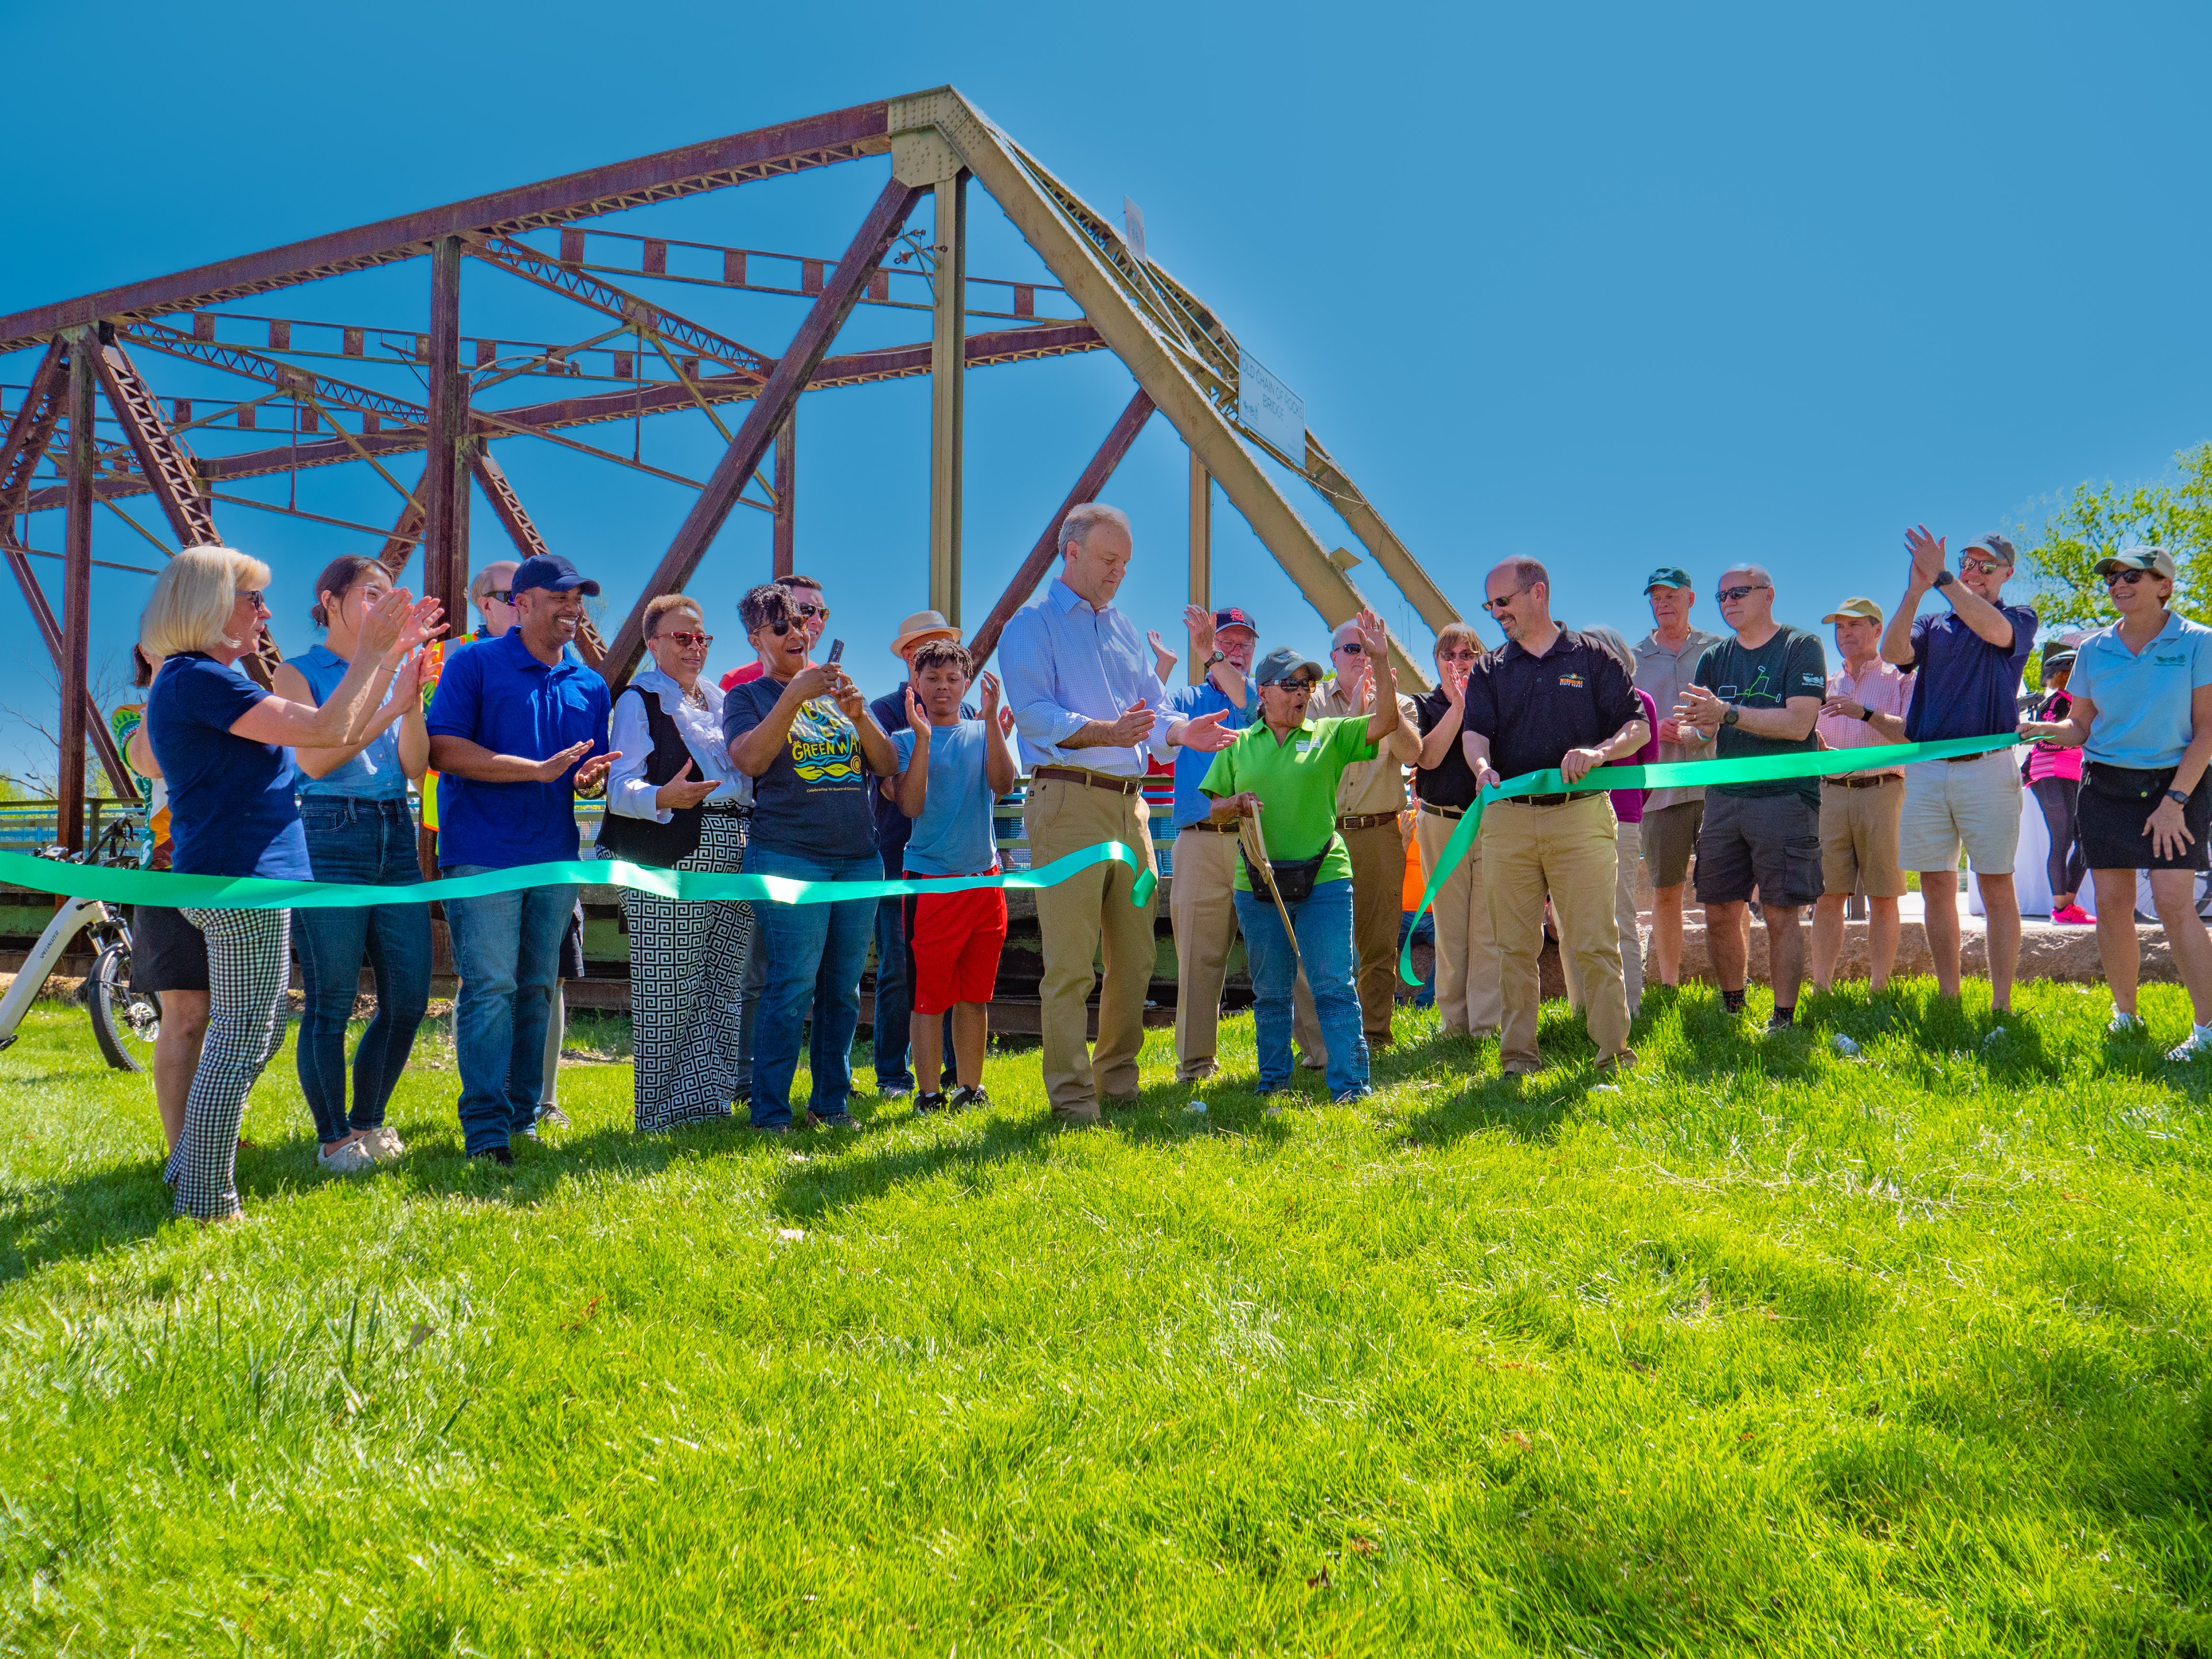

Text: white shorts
xmin=1899 ymin=748 xmax=2022 ymax=875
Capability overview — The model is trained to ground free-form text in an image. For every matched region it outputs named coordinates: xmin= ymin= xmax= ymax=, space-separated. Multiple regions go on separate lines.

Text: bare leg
xmin=152 ymin=989 xmax=210 ymax=1154
xmin=2094 ymin=869 xmax=2140 ymax=1017
xmin=1810 ymin=895 xmax=1848 ymax=990
xmin=1706 ymin=899 xmax=1749 ymax=993
xmin=1766 ymin=904 xmax=1806 ymax=1011
xmin=1979 ymin=872 xmax=2020 ymax=1012
xmin=951 ymin=1001 xmax=988 ymax=1090
xmin=1868 ymin=896 xmax=1900 ymax=990
xmin=1920 ymin=870 xmax=1962 ymax=999
xmin=912 ymin=1007 xmax=945 ymax=1095
xmin=1652 ymin=884 xmax=1685 ymax=986
xmin=2149 ymin=870 xmax=2212 ymax=1027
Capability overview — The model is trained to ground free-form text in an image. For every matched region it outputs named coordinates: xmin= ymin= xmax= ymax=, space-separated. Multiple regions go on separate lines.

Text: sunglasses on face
xmin=793 ymin=601 xmax=829 ymax=621
xmin=1276 ymin=677 xmax=1318 ymax=693
xmin=1334 ymin=640 xmax=1366 ymax=656
xmin=757 ymin=618 xmax=797 ymax=636
xmin=1959 ymin=558 xmax=2004 ymax=576
xmin=662 ymin=631 xmax=713 ymax=649
xmin=1716 ymin=584 xmax=1768 ymax=604
xmin=1480 ymin=587 xmax=1530 ymax=614
xmin=235 ymin=589 xmax=266 ymax=610
xmin=483 ymin=589 xmax=514 ymax=605
xmin=2106 ymin=569 xmax=2150 ymax=588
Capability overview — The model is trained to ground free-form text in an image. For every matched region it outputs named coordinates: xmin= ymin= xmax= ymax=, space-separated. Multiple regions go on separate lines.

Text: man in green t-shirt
xmin=1676 ymin=563 xmax=1827 ymax=1032
xmin=1200 ymin=613 xmax=1405 ymax=1105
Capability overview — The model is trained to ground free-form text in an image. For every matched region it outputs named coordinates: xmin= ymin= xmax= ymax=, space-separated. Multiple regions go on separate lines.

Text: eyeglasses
xmin=1438 ymin=648 xmax=1480 ymax=664
xmin=1333 ymin=640 xmax=1366 ymax=656
xmin=1480 ymin=587 xmax=1531 ymax=614
xmin=2105 ymin=568 xmax=2149 ymax=588
xmin=1276 ymin=677 xmax=1319 ymax=693
xmin=793 ymin=601 xmax=829 ymax=621
xmin=235 ymin=589 xmax=266 ymax=610
xmin=482 ymin=589 xmax=514 ymax=605
xmin=1716 ymin=584 xmax=1769 ymax=604
xmin=662 ymin=631 xmax=713 ymax=649
xmin=1959 ymin=558 xmax=2004 ymax=576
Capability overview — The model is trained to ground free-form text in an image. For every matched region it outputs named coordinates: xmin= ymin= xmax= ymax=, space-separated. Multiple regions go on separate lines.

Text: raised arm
xmin=230 ymin=592 xmax=439 ymax=750
xmin=834 ymin=668 xmax=900 ymax=777
xmin=1356 ymin=611 xmax=1408 ymax=749
xmin=893 ymin=688 xmax=931 ymax=819
xmin=977 ymin=671 xmax=1018 ymax=795
xmin=1418 ymin=674 xmax=1466 ymax=771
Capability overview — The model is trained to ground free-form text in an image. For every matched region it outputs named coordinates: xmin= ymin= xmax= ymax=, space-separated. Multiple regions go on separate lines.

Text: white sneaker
xmin=2167 ymin=1024 xmax=2212 ymax=1063
xmin=317 ymin=1139 xmax=378 ymax=1174
xmin=2109 ymin=1010 xmax=2147 ymax=1036
xmin=360 ymin=1125 xmax=407 ymax=1159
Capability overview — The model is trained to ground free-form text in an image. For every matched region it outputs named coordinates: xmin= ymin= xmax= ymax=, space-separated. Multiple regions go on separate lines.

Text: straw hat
xmin=889 ymin=609 xmax=962 ymax=659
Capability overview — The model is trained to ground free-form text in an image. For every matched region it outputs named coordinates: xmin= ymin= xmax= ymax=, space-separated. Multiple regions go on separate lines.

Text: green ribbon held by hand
xmin=1399 ymin=733 xmax=2021 ymax=986
xmin=0 ymin=840 xmax=1158 ymax=911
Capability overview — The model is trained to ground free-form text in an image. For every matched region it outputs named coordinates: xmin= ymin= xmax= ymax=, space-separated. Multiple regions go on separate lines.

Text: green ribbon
xmin=0 ymin=841 xmax=1157 ymax=912
xmin=1399 ymin=733 xmax=2022 ymax=985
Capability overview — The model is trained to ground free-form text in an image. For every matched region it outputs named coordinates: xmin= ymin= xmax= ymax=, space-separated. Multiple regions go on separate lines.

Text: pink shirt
xmin=2026 ymin=690 xmax=2084 ymax=782
xmin=1610 ymin=689 xmax=1660 ymax=824
xmin=1816 ymin=659 xmax=1914 ymax=777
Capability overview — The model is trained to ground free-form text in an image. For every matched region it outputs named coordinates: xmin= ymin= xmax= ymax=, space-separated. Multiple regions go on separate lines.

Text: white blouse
xmin=606 ymin=666 xmax=752 ymax=822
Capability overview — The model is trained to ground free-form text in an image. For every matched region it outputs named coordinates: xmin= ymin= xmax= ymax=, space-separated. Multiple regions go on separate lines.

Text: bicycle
xmin=0 ymin=814 xmax=160 ymax=1072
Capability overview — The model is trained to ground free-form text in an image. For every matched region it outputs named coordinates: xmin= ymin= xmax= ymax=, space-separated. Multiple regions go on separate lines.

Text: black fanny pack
xmin=2083 ymin=761 xmax=2179 ymax=804
xmin=1243 ymin=848 xmax=1328 ymax=905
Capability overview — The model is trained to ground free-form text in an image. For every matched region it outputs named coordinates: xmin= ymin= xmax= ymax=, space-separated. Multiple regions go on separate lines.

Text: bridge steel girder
xmin=120 ymin=318 xmax=430 ymax=428
xmin=59 ymin=341 xmax=96 ymax=848
xmin=893 ymin=89 xmax=1435 ymax=689
xmin=91 ymin=337 xmax=217 ymax=546
xmin=469 ymin=235 xmax=775 ymax=381
xmin=601 ymin=174 xmax=928 ymax=687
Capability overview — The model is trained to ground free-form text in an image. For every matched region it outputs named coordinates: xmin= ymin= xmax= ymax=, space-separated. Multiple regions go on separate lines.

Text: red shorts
xmin=901 ymin=873 xmax=1009 ymax=1015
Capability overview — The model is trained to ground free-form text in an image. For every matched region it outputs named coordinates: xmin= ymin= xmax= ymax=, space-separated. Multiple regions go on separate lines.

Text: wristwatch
xmin=1933 ymin=570 xmax=1956 ymax=590
xmin=1859 ymin=707 xmax=1876 ymax=724
xmin=2167 ymin=788 xmax=2190 ymax=807
xmin=1721 ymin=704 xmax=1741 ymax=727
xmin=1205 ymin=650 xmax=1226 ymax=668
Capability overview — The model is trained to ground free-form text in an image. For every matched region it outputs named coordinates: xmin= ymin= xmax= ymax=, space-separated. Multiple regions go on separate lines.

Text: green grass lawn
xmin=3 ymin=979 xmax=2210 ymax=1656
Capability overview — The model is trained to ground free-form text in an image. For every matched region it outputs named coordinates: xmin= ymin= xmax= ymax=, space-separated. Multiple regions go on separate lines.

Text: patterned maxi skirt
xmin=609 ymin=806 xmax=754 ymax=1132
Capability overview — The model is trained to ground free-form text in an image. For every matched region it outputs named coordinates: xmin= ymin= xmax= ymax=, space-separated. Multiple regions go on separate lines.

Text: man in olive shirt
xmin=1631 ymin=567 xmax=1723 ymax=987
xmin=1676 ymin=563 xmax=1827 ymax=1032
xmin=1462 ymin=558 xmax=1652 ymax=1076
xmin=1296 ymin=616 xmax=1421 ymax=1055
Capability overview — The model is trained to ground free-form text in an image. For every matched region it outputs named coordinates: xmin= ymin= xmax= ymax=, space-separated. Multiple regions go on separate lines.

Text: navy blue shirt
xmin=1903 ymin=604 xmax=2038 ymax=742
xmin=722 ymin=674 xmax=878 ymax=862
xmin=146 ymin=652 xmax=311 ymax=879
xmin=867 ymin=686 xmax=976 ymax=865
xmin=424 ymin=627 xmax=610 ymax=871
xmin=1160 ymin=678 xmax=1254 ymax=828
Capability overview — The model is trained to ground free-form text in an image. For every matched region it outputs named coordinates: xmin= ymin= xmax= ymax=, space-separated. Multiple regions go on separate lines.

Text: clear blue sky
xmin=4 ymin=0 xmax=2209 ymax=789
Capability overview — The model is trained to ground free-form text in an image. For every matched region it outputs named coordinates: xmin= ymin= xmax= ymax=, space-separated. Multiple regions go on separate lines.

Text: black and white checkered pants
xmin=168 ymin=907 xmax=289 ymax=1220
xmin=610 ymin=807 xmax=754 ymax=1133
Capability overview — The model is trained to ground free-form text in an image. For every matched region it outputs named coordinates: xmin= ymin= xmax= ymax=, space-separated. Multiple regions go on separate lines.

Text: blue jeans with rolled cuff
xmin=1234 ymin=878 xmax=1369 ymax=1098
xmin=872 ymin=895 xmax=954 ymax=1090
xmin=295 ymin=796 xmax=430 ymax=1146
xmin=441 ymin=867 xmax=575 ymax=1155
xmin=745 ymin=845 xmax=881 ymax=1127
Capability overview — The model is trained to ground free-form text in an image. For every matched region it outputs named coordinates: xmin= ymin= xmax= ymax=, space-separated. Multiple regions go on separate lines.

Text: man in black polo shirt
xmin=1675 ymin=562 xmax=1827 ymax=1032
xmin=1462 ymin=558 xmax=1651 ymax=1076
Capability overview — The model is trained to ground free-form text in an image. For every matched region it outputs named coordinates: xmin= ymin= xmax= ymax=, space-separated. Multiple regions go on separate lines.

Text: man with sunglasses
xmin=1297 ymin=617 xmax=1422 ymax=1056
xmin=1462 ymin=558 xmax=1650 ymax=1077
xmin=1879 ymin=528 xmax=2038 ymax=1014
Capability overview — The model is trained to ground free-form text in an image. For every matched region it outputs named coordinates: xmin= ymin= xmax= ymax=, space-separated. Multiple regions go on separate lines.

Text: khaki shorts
xmin=1818 ymin=775 xmax=1907 ymax=898
xmin=1899 ymin=749 xmax=2022 ymax=875
xmin=1640 ymin=799 xmax=1703 ymax=889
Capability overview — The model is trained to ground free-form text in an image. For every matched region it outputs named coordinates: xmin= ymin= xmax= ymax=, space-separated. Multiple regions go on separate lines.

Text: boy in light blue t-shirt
xmin=888 ymin=641 xmax=1020 ymax=1113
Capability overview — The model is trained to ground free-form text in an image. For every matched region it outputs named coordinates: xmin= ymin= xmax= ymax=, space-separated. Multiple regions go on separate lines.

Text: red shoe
xmin=2051 ymin=903 xmax=2093 ymax=925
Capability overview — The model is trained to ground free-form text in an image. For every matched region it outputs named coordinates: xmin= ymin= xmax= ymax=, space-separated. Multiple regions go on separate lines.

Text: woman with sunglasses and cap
xmin=2024 ymin=646 xmax=2089 ymax=923
xmin=598 ymin=593 xmax=753 ymax=1133
xmin=1198 ymin=610 xmax=1404 ymax=1104
xmin=2019 ymin=547 xmax=2212 ymax=1057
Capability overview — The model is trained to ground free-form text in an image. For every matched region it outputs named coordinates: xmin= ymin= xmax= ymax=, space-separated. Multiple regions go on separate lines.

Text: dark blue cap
xmin=510 ymin=554 xmax=601 ymax=598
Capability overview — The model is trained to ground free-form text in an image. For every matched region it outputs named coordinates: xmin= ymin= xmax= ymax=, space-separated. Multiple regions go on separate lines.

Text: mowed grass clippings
xmin=2 ymin=978 xmax=2210 ymax=1655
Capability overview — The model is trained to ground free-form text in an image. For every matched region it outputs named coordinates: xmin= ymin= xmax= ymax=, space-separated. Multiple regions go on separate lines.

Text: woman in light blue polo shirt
xmin=274 ymin=555 xmax=438 ymax=1175
xmin=2020 ymin=546 xmax=2212 ymax=1057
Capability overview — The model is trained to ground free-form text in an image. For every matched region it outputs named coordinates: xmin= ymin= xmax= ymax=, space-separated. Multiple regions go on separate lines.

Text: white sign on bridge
xmin=1237 ymin=348 xmax=1306 ymax=461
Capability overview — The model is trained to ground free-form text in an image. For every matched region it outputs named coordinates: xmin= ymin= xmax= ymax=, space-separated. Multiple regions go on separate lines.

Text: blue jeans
xmin=871 ymin=896 xmax=954 ymax=1089
xmin=746 ymin=844 xmax=880 ymax=1127
xmin=295 ymin=796 xmax=431 ymax=1145
xmin=1397 ymin=909 xmax=1437 ymax=1009
xmin=1235 ymin=878 xmax=1368 ymax=1097
xmin=441 ymin=867 xmax=575 ymax=1154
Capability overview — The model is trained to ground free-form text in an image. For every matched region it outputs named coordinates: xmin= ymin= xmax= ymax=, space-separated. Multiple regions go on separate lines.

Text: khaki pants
xmin=1293 ymin=822 xmax=1406 ymax=1061
xmin=1416 ymin=807 xmax=1502 ymax=1038
xmin=1024 ymin=775 xmax=1159 ymax=1123
xmin=1559 ymin=817 xmax=1644 ymax=1014
xmin=1483 ymin=795 xmax=1630 ymax=1070
xmin=1168 ymin=826 xmax=1241 ymax=1080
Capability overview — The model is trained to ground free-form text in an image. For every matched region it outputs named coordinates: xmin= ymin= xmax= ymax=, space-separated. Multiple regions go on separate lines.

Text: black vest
xmin=593 ymin=685 xmax=709 ymax=867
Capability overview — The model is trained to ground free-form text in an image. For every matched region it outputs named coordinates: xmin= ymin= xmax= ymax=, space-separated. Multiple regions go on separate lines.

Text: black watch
xmin=2168 ymin=788 xmax=2190 ymax=807
xmin=1721 ymin=704 xmax=1741 ymax=727
xmin=1205 ymin=650 xmax=1226 ymax=668
xmin=1933 ymin=569 xmax=1956 ymax=590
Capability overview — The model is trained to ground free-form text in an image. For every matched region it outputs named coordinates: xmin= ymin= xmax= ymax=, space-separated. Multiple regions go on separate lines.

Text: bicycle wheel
xmin=89 ymin=941 xmax=160 ymax=1073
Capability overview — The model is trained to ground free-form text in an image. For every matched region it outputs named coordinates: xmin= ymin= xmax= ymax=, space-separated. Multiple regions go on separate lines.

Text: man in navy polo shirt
xmin=1159 ymin=603 xmax=1251 ymax=1080
xmin=427 ymin=554 xmax=616 ymax=1165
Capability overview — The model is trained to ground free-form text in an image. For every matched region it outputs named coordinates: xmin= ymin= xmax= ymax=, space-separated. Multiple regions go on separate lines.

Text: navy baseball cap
xmin=1214 ymin=606 xmax=1259 ymax=635
xmin=510 ymin=554 xmax=601 ymax=598
xmin=1643 ymin=566 xmax=1693 ymax=592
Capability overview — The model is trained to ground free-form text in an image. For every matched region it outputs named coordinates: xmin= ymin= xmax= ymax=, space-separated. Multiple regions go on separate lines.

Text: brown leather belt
xmin=1179 ymin=818 xmax=1239 ymax=833
xmin=1822 ymin=774 xmax=1898 ymax=789
xmin=1031 ymin=765 xmax=1145 ymax=795
xmin=1335 ymin=811 xmax=1399 ymax=831
xmin=1418 ymin=800 xmax=1466 ymax=820
xmin=1513 ymin=791 xmax=1606 ymax=808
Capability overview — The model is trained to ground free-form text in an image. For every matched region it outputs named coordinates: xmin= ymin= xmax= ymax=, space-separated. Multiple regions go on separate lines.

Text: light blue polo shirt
xmin=2066 ymin=612 xmax=2212 ymax=769
xmin=1160 ymin=678 xmax=1254 ymax=828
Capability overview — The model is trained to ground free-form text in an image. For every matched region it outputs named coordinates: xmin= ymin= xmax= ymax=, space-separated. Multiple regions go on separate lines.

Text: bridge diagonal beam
xmin=603 ymin=175 xmax=929 ymax=685
xmin=470 ymin=235 xmax=775 ymax=380
xmin=91 ymin=337 xmax=218 ymax=546
xmin=120 ymin=318 xmax=429 ymax=427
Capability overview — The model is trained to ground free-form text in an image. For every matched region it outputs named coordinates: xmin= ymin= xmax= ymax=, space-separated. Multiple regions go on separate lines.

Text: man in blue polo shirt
xmin=1159 ymin=603 xmax=1252 ymax=1081
xmin=427 ymin=554 xmax=616 ymax=1165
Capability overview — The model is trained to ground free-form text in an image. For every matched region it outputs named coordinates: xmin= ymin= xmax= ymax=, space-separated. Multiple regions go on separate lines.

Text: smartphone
xmin=825 ymin=638 xmax=845 ymax=666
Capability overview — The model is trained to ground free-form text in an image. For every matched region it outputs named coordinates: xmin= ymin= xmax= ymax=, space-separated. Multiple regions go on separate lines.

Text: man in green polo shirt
xmin=1200 ymin=612 xmax=1407 ymax=1104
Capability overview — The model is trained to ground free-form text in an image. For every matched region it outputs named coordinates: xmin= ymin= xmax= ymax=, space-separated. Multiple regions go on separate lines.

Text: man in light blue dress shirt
xmin=999 ymin=502 xmax=1234 ymax=1123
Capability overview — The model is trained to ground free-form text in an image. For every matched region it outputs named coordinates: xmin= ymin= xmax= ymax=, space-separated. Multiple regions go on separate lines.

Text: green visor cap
xmin=1643 ymin=566 xmax=1693 ymax=592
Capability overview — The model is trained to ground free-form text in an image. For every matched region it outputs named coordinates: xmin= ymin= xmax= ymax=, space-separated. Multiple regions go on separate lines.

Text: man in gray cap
xmin=1631 ymin=566 xmax=1722 ymax=987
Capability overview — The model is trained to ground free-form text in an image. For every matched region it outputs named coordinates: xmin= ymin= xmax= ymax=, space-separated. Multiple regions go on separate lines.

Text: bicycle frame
xmin=0 ymin=896 xmax=117 ymax=1053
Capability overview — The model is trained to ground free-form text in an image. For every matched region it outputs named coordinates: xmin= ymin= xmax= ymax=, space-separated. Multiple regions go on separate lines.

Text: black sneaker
xmin=947 ymin=1084 xmax=990 ymax=1112
xmin=471 ymin=1145 xmax=515 ymax=1168
xmin=913 ymin=1091 xmax=950 ymax=1114
xmin=1766 ymin=1009 xmax=1794 ymax=1034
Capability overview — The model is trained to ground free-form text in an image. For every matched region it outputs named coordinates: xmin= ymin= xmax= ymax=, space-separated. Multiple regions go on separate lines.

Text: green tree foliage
xmin=2021 ymin=442 xmax=2212 ymax=631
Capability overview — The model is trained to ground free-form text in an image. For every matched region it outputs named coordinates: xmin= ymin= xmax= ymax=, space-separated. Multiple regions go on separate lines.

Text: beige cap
xmin=889 ymin=609 xmax=961 ymax=659
xmin=1821 ymin=596 xmax=1883 ymax=624
xmin=2094 ymin=546 xmax=2177 ymax=581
